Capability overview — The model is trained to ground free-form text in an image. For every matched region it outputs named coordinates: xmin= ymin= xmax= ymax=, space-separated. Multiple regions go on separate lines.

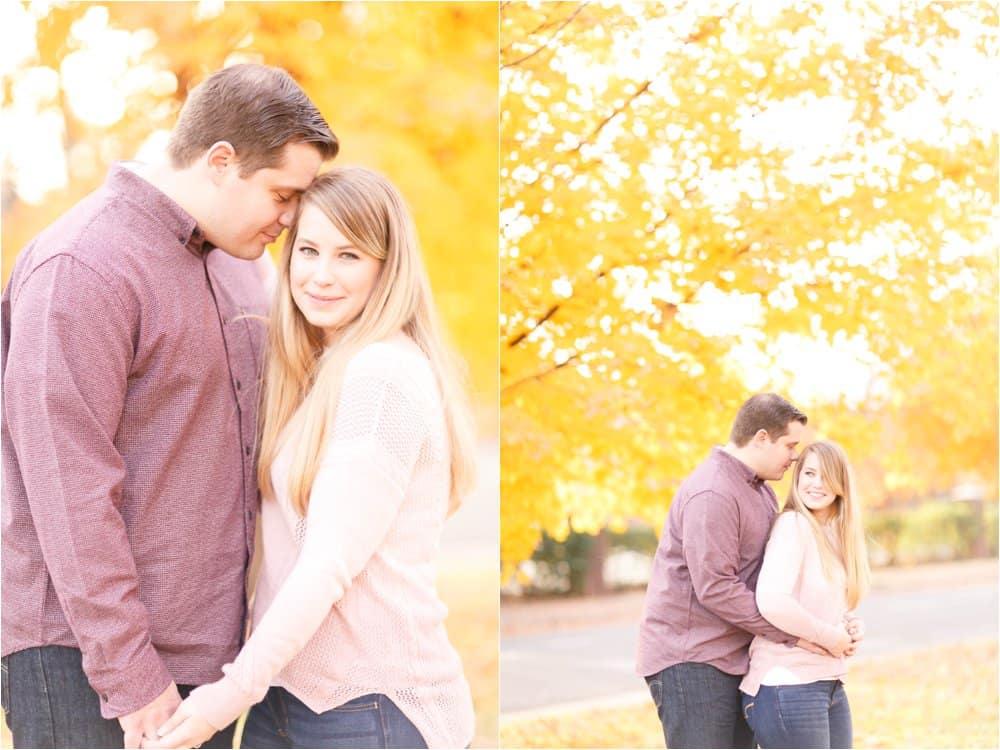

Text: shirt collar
xmin=105 ymin=162 xmax=215 ymax=257
xmin=711 ymin=446 xmax=765 ymax=488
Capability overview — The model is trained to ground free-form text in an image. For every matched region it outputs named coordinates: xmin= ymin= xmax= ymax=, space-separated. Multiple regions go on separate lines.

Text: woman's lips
xmin=307 ymin=292 xmax=343 ymax=303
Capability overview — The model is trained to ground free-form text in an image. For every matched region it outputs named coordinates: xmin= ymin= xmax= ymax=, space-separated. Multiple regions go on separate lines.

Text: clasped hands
xmin=117 ymin=683 xmax=216 ymax=749
xmin=796 ymin=612 xmax=865 ymax=658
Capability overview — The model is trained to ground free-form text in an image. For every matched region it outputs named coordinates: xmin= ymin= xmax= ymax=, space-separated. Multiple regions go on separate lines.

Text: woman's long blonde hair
xmin=256 ymin=166 xmax=477 ymax=517
xmin=783 ymin=440 xmax=871 ymax=609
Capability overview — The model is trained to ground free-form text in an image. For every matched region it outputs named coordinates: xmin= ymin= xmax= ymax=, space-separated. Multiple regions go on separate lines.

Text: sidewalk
xmin=501 ymin=557 xmax=998 ymax=638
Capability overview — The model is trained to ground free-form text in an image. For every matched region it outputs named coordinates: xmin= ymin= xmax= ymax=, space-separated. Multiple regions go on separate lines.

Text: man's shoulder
xmin=14 ymin=188 xmax=144 ymax=278
xmin=680 ymin=454 xmax=738 ymax=501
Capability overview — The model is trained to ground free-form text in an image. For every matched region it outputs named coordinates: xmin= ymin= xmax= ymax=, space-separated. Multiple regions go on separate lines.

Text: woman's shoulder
xmin=344 ymin=335 xmax=434 ymax=389
xmin=772 ymin=509 xmax=814 ymax=541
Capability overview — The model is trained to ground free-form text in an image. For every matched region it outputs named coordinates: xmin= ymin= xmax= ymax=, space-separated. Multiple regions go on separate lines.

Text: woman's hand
xmin=843 ymin=613 xmax=865 ymax=657
xmin=827 ymin=623 xmax=854 ymax=657
xmin=139 ymin=698 xmax=215 ymax=749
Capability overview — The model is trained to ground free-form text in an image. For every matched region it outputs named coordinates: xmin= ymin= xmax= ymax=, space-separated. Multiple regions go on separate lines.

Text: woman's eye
xmin=275 ymin=193 xmax=292 ymax=203
xmin=340 ymin=251 xmax=360 ymax=261
xmin=297 ymin=245 xmax=318 ymax=256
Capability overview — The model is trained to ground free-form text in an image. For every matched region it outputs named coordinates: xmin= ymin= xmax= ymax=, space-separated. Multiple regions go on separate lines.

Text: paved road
xmin=500 ymin=580 xmax=998 ymax=715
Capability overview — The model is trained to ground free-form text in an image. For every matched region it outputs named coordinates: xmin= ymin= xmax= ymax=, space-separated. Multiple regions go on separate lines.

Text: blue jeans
xmin=742 ymin=680 xmax=853 ymax=748
xmin=240 ymin=686 xmax=427 ymax=749
xmin=1 ymin=646 xmax=236 ymax=749
xmin=645 ymin=662 xmax=754 ymax=749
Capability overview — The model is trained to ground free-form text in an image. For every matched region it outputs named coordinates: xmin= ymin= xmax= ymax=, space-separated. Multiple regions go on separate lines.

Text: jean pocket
xmin=646 ymin=677 xmax=662 ymax=709
xmin=742 ymin=698 xmax=754 ymax=723
xmin=332 ymin=693 xmax=381 ymax=713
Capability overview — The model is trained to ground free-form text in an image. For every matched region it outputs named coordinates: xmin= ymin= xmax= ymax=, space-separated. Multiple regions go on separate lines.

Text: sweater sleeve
xmin=755 ymin=513 xmax=845 ymax=650
xmin=185 ymin=355 xmax=428 ymax=730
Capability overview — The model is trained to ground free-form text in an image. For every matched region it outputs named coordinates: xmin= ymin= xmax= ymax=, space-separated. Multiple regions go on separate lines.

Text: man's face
xmin=207 ymin=142 xmax=323 ymax=260
xmin=754 ymin=419 xmax=805 ymax=481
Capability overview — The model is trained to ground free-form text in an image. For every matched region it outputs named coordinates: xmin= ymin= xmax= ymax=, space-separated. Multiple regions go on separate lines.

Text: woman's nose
xmin=313 ymin=258 xmax=338 ymax=286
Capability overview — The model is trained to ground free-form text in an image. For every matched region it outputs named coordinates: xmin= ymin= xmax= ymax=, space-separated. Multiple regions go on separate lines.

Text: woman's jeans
xmin=742 ymin=680 xmax=853 ymax=749
xmin=240 ymin=686 xmax=428 ymax=749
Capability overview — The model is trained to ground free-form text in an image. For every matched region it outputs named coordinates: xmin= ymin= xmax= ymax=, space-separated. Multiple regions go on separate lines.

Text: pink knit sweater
xmin=740 ymin=511 xmax=850 ymax=696
xmin=186 ymin=335 xmax=474 ymax=748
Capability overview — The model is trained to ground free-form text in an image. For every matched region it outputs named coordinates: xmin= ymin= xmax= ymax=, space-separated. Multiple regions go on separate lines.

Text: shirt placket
xmin=203 ymin=260 xmax=258 ymax=563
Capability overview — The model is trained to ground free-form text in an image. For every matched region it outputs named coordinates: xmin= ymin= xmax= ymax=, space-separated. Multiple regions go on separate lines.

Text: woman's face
xmin=797 ymin=452 xmax=838 ymax=522
xmin=289 ymin=202 xmax=382 ymax=344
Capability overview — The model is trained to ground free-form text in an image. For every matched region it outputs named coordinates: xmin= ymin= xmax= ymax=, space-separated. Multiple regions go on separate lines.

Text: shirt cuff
xmin=94 ymin=643 xmax=173 ymax=719
xmin=185 ymin=674 xmax=257 ymax=731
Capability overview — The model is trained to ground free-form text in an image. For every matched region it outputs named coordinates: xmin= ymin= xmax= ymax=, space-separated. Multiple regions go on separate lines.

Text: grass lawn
xmin=1 ymin=564 xmax=498 ymax=749
xmin=500 ymin=639 xmax=999 ymax=749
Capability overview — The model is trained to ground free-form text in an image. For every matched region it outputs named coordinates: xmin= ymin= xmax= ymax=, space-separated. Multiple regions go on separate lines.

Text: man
xmin=1 ymin=64 xmax=338 ymax=749
xmin=637 ymin=393 xmax=859 ymax=749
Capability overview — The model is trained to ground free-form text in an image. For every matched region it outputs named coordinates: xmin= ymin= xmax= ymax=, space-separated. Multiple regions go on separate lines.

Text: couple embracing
xmin=2 ymin=64 xmax=475 ymax=749
xmin=638 ymin=394 xmax=872 ymax=749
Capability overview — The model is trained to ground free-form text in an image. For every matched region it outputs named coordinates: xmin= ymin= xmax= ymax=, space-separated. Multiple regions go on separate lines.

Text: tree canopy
xmin=500 ymin=1 xmax=998 ymax=572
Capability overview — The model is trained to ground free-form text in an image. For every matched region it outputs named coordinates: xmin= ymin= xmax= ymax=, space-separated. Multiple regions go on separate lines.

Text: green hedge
xmin=866 ymin=501 xmax=998 ymax=565
xmin=525 ymin=502 xmax=998 ymax=594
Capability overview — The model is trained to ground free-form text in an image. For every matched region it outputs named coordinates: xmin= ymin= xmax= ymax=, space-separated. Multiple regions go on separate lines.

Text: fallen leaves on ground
xmin=500 ymin=639 xmax=998 ymax=748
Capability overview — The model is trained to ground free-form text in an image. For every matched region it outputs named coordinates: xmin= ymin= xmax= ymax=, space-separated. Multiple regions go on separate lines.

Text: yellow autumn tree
xmin=500 ymin=1 xmax=998 ymax=572
xmin=2 ymin=1 xmax=498 ymax=413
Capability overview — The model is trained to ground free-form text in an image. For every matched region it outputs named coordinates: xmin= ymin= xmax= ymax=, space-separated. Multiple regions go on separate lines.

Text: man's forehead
xmin=782 ymin=422 xmax=805 ymax=441
xmin=259 ymin=143 xmax=322 ymax=188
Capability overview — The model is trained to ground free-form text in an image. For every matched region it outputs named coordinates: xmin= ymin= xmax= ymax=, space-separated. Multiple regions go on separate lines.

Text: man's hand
xmin=140 ymin=698 xmax=216 ymax=750
xmin=118 ymin=683 xmax=182 ymax=749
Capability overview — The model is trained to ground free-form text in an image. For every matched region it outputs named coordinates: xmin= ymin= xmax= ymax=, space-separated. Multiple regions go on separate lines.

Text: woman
xmin=740 ymin=440 xmax=871 ymax=749
xmin=151 ymin=167 xmax=477 ymax=749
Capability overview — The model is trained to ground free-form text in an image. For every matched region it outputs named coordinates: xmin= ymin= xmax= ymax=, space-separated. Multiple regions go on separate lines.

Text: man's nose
xmin=278 ymin=197 xmax=300 ymax=227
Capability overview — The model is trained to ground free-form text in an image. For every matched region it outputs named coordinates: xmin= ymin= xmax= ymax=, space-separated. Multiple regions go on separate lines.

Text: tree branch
xmin=501 ymin=4 xmax=587 ymax=55
xmin=570 ymin=79 xmax=653 ymax=154
xmin=508 ymin=303 xmax=561 ymax=348
xmin=501 ymin=352 xmax=580 ymax=395
xmin=501 ymin=3 xmax=589 ymax=69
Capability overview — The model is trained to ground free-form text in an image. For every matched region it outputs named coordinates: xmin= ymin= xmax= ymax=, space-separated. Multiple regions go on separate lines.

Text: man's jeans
xmin=742 ymin=680 xmax=852 ymax=748
xmin=1 ymin=646 xmax=236 ymax=749
xmin=240 ymin=687 xmax=427 ymax=749
xmin=645 ymin=662 xmax=754 ymax=749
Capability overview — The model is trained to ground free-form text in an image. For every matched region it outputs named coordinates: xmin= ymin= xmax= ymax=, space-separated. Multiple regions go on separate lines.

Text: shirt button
xmin=101 ymin=693 xmax=109 ymax=702
xmin=236 ymin=379 xmax=242 ymax=391
xmin=245 ymin=445 xmax=252 ymax=456
xmin=247 ymin=510 xmax=254 ymax=521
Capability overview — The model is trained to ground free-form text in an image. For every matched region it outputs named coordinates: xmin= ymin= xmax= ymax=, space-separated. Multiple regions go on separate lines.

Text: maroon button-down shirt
xmin=2 ymin=164 xmax=269 ymax=718
xmin=637 ymin=447 xmax=797 ymax=678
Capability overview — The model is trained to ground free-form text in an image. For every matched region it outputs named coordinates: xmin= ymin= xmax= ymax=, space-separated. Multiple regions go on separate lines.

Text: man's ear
xmin=205 ymin=141 xmax=237 ymax=183
xmin=753 ymin=428 xmax=769 ymax=446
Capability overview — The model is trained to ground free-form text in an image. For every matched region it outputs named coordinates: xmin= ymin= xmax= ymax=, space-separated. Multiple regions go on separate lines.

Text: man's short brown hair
xmin=167 ymin=64 xmax=338 ymax=175
xmin=729 ymin=393 xmax=807 ymax=447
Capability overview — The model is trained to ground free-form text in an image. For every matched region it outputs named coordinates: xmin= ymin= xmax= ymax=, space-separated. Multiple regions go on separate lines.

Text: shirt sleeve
xmin=185 ymin=357 xmax=428 ymax=730
xmin=3 ymin=256 xmax=173 ymax=718
xmin=682 ymin=491 xmax=797 ymax=645
xmin=754 ymin=513 xmax=845 ymax=649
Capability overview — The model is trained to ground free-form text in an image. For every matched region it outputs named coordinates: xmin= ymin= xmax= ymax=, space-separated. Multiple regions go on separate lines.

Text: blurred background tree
xmin=2 ymin=0 xmax=498 ymax=423
xmin=500 ymin=1 xmax=998 ymax=575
